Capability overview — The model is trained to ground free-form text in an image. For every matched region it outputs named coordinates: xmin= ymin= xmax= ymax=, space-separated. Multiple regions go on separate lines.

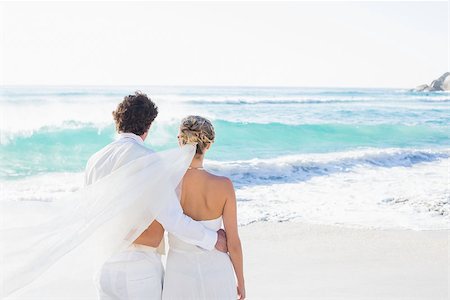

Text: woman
xmin=162 ymin=116 xmax=246 ymax=300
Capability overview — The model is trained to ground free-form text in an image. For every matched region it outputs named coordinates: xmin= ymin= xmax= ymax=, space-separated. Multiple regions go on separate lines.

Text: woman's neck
xmin=190 ymin=155 xmax=204 ymax=168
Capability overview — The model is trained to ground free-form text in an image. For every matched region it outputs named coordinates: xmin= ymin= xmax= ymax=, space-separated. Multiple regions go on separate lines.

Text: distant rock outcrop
xmin=414 ymin=72 xmax=450 ymax=92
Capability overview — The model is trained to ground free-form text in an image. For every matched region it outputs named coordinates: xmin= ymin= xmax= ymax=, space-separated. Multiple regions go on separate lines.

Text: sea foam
xmin=2 ymin=149 xmax=448 ymax=230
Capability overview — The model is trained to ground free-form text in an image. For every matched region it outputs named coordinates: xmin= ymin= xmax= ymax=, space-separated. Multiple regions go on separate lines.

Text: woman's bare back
xmin=180 ymin=169 xmax=231 ymax=221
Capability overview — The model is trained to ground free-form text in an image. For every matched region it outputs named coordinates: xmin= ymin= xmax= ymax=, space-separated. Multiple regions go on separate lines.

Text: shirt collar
xmin=117 ymin=132 xmax=145 ymax=145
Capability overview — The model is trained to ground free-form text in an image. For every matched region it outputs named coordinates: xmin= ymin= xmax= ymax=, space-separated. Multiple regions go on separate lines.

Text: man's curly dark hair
xmin=112 ymin=91 xmax=158 ymax=136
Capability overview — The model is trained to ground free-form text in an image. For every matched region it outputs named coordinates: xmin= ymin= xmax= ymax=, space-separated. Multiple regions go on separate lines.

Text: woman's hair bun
xmin=179 ymin=115 xmax=215 ymax=155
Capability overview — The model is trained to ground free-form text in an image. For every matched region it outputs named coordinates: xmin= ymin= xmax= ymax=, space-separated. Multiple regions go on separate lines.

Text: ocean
xmin=1 ymin=86 xmax=449 ymax=230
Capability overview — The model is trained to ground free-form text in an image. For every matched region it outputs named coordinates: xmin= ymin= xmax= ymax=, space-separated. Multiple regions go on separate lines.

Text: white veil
xmin=0 ymin=145 xmax=196 ymax=299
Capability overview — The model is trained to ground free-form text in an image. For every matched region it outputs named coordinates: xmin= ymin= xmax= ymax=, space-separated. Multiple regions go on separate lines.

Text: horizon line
xmin=0 ymin=84 xmax=414 ymax=90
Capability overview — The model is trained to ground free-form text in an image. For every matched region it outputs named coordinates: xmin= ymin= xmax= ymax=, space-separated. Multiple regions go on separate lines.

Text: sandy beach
xmin=5 ymin=221 xmax=449 ymax=300
xmin=239 ymin=222 xmax=449 ymax=300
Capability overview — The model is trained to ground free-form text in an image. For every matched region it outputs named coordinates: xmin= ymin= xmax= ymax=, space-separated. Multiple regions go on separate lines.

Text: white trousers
xmin=96 ymin=244 xmax=164 ymax=300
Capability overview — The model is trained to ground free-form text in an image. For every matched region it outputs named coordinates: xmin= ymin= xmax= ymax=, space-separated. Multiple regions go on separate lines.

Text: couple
xmin=85 ymin=91 xmax=245 ymax=300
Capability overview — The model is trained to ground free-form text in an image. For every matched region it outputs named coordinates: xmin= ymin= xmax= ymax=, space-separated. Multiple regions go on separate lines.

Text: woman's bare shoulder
xmin=206 ymin=173 xmax=234 ymax=194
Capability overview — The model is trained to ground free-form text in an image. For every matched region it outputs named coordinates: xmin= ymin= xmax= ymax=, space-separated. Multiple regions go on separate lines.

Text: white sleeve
xmin=156 ymin=194 xmax=218 ymax=250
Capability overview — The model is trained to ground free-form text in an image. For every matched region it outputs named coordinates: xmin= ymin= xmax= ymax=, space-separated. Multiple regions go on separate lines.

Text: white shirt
xmin=84 ymin=132 xmax=218 ymax=251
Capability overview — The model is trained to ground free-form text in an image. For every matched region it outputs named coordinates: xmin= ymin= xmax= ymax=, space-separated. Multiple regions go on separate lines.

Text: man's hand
xmin=214 ymin=229 xmax=228 ymax=252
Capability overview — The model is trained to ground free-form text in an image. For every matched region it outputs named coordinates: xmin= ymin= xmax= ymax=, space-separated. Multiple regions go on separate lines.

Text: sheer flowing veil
xmin=0 ymin=144 xmax=196 ymax=299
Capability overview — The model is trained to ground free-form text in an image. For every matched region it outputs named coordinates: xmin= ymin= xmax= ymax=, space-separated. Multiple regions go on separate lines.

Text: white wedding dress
xmin=162 ymin=216 xmax=237 ymax=300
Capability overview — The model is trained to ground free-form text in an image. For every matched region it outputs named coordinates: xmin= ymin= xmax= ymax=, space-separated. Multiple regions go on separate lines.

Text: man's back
xmin=85 ymin=133 xmax=164 ymax=248
xmin=85 ymin=133 xmax=152 ymax=185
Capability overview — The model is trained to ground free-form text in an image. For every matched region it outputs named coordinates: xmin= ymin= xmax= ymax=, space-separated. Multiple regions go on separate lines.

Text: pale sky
xmin=0 ymin=1 xmax=448 ymax=88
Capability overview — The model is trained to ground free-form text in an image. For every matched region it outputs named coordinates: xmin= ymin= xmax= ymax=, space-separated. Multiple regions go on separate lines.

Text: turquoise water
xmin=1 ymin=86 xmax=449 ymax=178
xmin=1 ymin=121 xmax=449 ymax=179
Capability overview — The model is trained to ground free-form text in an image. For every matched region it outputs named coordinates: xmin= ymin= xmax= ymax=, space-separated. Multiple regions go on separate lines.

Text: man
xmin=85 ymin=91 xmax=227 ymax=300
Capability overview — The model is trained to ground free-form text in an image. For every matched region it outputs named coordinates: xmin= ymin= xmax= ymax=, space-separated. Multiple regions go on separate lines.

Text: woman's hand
xmin=237 ymin=282 xmax=246 ymax=300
